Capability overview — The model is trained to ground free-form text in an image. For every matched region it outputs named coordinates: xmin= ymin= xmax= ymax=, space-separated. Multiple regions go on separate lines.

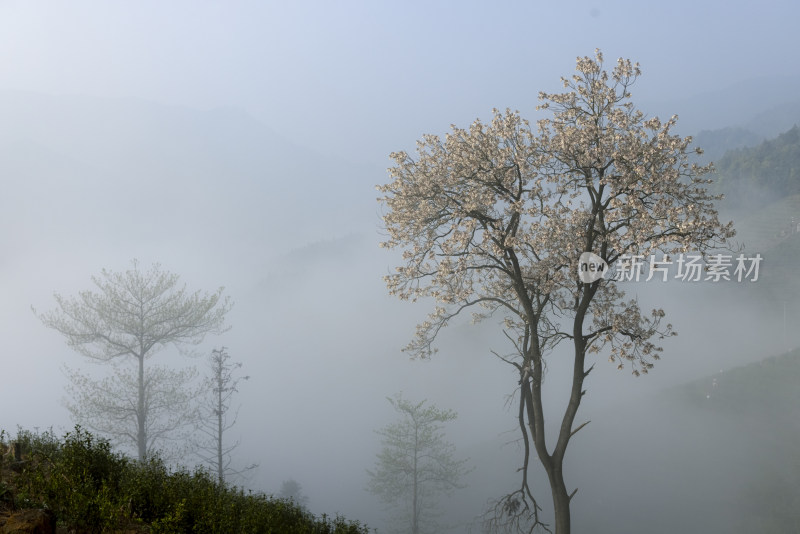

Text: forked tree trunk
xmin=546 ymin=281 xmax=594 ymax=534
xmin=528 ymin=288 xmax=592 ymax=534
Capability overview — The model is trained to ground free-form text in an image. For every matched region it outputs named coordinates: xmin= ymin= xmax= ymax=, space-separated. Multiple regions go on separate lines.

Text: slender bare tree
xmin=194 ymin=346 xmax=256 ymax=484
xmin=378 ymin=51 xmax=734 ymax=533
xmin=35 ymin=259 xmax=232 ymax=461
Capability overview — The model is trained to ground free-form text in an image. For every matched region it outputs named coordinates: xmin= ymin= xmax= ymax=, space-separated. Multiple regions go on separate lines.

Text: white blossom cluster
xmin=378 ymin=49 xmax=734 ymax=377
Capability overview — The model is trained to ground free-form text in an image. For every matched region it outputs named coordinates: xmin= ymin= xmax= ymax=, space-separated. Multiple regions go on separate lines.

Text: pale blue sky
xmin=1 ymin=0 xmax=797 ymax=160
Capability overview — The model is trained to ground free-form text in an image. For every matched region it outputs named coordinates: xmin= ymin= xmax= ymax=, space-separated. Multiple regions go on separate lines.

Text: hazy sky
xmin=1 ymin=2 xmax=799 ymax=532
xmin=1 ymin=1 xmax=798 ymax=160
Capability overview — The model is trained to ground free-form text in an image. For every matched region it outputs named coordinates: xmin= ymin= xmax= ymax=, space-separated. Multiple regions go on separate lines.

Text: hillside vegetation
xmin=713 ymin=124 xmax=800 ymax=210
xmin=0 ymin=427 xmax=371 ymax=534
xmin=702 ymin=125 xmax=800 ymax=303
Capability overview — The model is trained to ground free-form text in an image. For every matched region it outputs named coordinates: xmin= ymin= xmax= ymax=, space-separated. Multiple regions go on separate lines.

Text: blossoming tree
xmin=377 ymin=50 xmax=734 ymax=533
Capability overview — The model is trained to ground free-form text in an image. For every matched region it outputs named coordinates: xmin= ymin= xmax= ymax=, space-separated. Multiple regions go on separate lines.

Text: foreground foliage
xmin=0 ymin=427 xmax=370 ymax=534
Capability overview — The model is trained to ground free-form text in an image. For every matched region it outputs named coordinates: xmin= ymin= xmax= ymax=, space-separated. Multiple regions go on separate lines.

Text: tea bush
xmin=0 ymin=427 xmax=371 ymax=533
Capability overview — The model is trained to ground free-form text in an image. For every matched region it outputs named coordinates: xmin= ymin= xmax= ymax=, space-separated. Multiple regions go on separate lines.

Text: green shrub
xmin=11 ymin=426 xmax=130 ymax=531
xmin=1 ymin=426 xmax=372 ymax=533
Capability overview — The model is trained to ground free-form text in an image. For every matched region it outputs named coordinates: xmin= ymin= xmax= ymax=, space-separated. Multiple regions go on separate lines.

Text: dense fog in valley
xmin=1 ymin=2 xmax=800 ymax=533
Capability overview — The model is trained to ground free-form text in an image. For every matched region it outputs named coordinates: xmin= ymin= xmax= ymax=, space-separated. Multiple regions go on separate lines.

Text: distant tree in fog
xmin=35 ymin=259 xmax=232 ymax=462
xmin=366 ymin=394 xmax=471 ymax=534
xmin=194 ymin=346 xmax=257 ymax=484
xmin=279 ymin=478 xmax=310 ymax=510
xmin=378 ymin=50 xmax=735 ymax=533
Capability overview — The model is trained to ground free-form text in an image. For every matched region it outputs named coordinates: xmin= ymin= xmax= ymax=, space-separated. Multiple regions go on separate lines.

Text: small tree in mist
xmin=366 ymin=394 xmax=471 ymax=534
xmin=378 ymin=50 xmax=734 ymax=533
xmin=35 ymin=260 xmax=232 ymax=461
xmin=278 ymin=478 xmax=310 ymax=510
xmin=62 ymin=362 xmax=201 ymax=462
xmin=194 ymin=346 xmax=257 ymax=484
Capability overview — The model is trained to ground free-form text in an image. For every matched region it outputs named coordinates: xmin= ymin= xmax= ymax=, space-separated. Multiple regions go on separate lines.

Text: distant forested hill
xmin=693 ymin=126 xmax=763 ymax=165
xmin=712 ymin=125 xmax=800 ymax=210
xmin=684 ymin=125 xmax=800 ymax=306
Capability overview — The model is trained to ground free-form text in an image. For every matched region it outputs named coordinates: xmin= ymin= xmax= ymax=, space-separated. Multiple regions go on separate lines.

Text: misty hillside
xmin=670 ymin=350 xmax=800 ymax=533
xmin=693 ymin=126 xmax=764 ymax=165
xmin=689 ymin=125 xmax=800 ymax=307
xmin=684 ymin=94 xmax=800 ymax=171
xmin=548 ymin=347 xmax=800 ymax=534
xmin=673 ymin=347 xmax=800 ymax=416
xmin=714 ymin=124 xmax=800 ymax=210
xmin=676 ymin=348 xmax=800 ymax=533
xmin=572 ymin=350 xmax=800 ymax=534
xmin=725 ymin=200 xmax=800 ymax=304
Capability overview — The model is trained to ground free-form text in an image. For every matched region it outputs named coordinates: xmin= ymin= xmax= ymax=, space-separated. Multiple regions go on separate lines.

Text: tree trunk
xmin=217 ymin=371 xmax=224 ymax=484
xmin=548 ymin=463 xmax=571 ymax=534
xmin=541 ymin=281 xmax=593 ymax=533
xmin=412 ymin=425 xmax=419 ymax=534
xmin=137 ymin=354 xmax=146 ymax=462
